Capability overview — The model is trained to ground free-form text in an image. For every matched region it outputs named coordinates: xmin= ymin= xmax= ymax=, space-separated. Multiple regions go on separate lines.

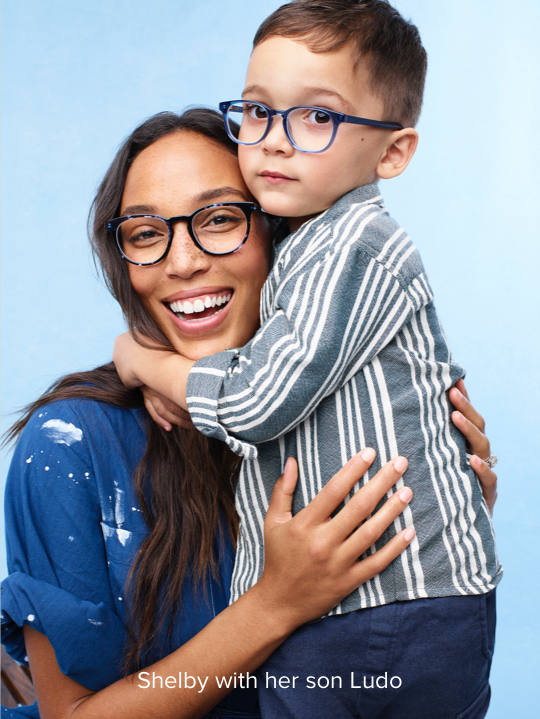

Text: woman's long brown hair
xmin=5 ymin=109 xmax=252 ymax=673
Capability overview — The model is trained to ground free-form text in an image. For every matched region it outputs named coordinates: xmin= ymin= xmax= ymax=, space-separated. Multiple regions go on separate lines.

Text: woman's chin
xmin=161 ymin=295 xmax=240 ymax=361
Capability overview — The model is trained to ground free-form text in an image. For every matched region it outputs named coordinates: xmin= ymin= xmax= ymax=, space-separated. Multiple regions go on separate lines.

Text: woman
xmin=1 ymin=109 xmax=496 ymax=719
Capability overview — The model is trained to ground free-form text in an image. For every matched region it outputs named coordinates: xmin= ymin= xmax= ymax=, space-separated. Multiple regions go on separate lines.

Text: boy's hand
xmin=113 ymin=331 xmax=194 ymax=411
xmin=113 ymin=332 xmax=146 ymax=389
xmin=141 ymin=386 xmax=194 ymax=431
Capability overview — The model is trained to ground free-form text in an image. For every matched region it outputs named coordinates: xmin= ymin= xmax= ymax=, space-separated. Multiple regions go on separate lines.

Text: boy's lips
xmin=259 ymin=170 xmax=297 ymax=184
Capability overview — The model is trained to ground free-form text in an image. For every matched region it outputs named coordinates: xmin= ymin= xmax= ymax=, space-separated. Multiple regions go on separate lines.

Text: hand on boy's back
xmin=141 ymin=386 xmax=194 ymax=431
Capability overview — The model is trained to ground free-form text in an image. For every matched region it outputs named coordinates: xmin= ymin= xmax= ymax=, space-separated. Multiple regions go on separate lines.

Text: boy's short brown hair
xmin=253 ymin=0 xmax=427 ymax=128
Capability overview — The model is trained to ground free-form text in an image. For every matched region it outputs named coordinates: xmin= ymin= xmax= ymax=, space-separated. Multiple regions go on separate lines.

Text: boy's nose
xmin=261 ymin=115 xmax=294 ymax=156
xmin=164 ymin=224 xmax=211 ymax=278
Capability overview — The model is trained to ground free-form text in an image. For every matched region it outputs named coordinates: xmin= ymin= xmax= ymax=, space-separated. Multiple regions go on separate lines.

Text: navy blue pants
xmin=257 ymin=590 xmax=496 ymax=719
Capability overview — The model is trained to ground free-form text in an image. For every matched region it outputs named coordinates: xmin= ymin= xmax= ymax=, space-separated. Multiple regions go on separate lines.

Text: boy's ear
xmin=376 ymin=128 xmax=418 ymax=180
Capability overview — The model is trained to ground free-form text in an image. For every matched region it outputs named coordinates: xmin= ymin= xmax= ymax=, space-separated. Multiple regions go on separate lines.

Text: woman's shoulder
xmin=18 ymin=397 xmax=147 ymax=462
xmin=6 ymin=397 xmax=148 ymax=522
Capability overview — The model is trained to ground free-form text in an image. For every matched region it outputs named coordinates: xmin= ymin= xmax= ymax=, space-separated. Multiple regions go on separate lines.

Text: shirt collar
xmin=318 ymin=183 xmax=384 ymax=225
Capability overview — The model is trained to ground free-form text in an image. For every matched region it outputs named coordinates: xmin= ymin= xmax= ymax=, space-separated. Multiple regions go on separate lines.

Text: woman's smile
xmin=164 ymin=286 xmax=234 ymax=335
xmin=121 ymin=131 xmax=271 ymax=360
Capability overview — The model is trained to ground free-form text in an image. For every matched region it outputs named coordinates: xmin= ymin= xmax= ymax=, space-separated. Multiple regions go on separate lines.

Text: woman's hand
xmin=23 ymin=448 xmax=413 ymax=719
xmin=255 ymin=448 xmax=414 ymax=630
xmin=449 ymin=378 xmax=497 ymax=515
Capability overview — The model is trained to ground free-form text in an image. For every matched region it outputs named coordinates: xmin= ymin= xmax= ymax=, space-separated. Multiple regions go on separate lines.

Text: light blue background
xmin=1 ymin=1 xmax=539 ymax=716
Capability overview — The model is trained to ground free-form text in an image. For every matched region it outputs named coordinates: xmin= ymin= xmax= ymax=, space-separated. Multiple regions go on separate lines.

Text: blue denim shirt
xmin=1 ymin=399 xmax=257 ymax=717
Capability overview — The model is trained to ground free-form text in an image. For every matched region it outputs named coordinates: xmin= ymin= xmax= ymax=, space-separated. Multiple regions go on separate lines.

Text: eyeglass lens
xmin=227 ymin=102 xmax=334 ymax=153
xmin=117 ymin=205 xmax=249 ymax=263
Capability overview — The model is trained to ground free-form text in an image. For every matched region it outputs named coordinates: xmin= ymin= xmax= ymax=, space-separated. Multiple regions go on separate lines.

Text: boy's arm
xmin=113 ymin=333 xmax=192 ymax=410
xmin=188 ymin=214 xmax=435 ymax=458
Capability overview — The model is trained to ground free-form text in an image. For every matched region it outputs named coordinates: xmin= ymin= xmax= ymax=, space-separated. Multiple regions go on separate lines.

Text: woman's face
xmin=121 ymin=132 xmax=271 ymax=361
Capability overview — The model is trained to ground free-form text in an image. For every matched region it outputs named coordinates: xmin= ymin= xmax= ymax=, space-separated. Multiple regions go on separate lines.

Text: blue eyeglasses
xmin=219 ymin=100 xmax=403 ymax=154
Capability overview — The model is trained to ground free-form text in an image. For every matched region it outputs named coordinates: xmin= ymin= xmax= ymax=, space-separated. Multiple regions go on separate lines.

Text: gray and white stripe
xmin=187 ymin=184 xmax=501 ymax=612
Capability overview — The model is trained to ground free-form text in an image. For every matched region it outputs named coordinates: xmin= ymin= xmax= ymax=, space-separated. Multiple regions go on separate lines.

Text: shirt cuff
xmin=1 ymin=572 xmax=127 ymax=691
xmin=186 ymin=351 xmax=258 ymax=460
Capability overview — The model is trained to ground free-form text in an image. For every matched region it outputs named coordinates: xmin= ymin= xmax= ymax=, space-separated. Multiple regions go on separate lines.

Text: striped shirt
xmin=187 ymin=184 xmax=501 ymax=612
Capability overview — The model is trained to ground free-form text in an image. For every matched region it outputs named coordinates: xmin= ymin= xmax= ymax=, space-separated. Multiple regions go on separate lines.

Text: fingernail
xmin=404 ymin=528 xmax=416 ymax=541
xmin=470 ymin=455 xmax=481 ymax=467
xmin=454 ymin=411 xmax=463 ymax=421
xmin=361 ymin=447 xmax=376 ymax=462
xmin=398 ymin=487 xmax=412 ymax=502
xmin=454 ymin=388 xmax=462 ymax=399
xmin=393 ymin=456 xmax=408 ymax=473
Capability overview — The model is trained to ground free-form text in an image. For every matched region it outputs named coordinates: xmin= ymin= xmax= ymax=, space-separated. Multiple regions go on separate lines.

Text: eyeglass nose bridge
xmin=167 ymin=215 xmax=202 ymax=255
xmin=259 ymin=107 xmax=296 ymax=148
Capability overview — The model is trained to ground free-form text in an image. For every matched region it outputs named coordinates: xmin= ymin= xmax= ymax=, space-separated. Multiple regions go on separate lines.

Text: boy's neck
xmin=286 ymin=181 xmax=379 ymax=233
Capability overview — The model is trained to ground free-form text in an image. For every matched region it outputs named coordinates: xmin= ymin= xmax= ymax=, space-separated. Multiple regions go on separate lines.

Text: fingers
xmin=455 ymin=377 xmax=469 ymax=401
xmin=331 ymin=456 xmax=409 ymax=540
xmin=470 ymin=455 xmax=497 ymax=517
xmin=451 ymin=410 xmax=490 ymax=459
xmin=448 ymin=385 xmax=485 ymax=433
xmin=142 ymin=387 xmax=194 ymax=430
xmin=340 ymin=483 xmax=413 ymax=562
xmin=351 ymin=527 xmax=416 ymax=587
xmin=299 ymin=448 xmax=377 ymax=525
xmin=144 ymin=395 xmax=172 ymax=431
xmin=265 ymin=458 xmax=298 ymax=527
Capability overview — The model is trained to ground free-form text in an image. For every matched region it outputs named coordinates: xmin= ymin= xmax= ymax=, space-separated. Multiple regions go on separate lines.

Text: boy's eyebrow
xmin=242 ymin=84 xmax=353 ymax=112
xmin=302 ymin=87 xmax=354 ymax=112
xmin=195 ymin=187 xmax=250 ymax=204
xmin=242 ymin=84 xmax=268 ymax=100
xmin=120 ymin=188 xmax=249 ymax=216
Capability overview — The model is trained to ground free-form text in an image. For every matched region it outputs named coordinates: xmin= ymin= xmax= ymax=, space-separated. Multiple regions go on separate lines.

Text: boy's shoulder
xmin=283 ymin=184 xmax=427 ymax=290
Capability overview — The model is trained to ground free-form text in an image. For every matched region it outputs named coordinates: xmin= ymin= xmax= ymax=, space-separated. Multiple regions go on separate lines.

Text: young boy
xmin=115 ymin=1 xmax=500 ymax=715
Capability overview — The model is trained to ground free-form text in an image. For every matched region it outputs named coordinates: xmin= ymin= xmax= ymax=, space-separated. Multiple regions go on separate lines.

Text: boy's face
xmin=239 ymin=36 xmax=397 ymax=231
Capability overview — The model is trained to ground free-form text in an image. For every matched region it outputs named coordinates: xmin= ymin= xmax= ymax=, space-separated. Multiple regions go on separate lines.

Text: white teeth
xmin=169 ymin=292 xmax=232 ymax=317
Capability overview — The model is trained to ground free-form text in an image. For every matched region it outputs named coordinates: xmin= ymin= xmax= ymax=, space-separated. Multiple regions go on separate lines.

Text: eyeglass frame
xmin=219 ymin=100 xmax=404 ymax=154
xmin=106 ymin=201 xmax=260 ymax=266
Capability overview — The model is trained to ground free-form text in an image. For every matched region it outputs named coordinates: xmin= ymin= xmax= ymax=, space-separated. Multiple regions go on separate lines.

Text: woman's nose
xmin=261 ymin=115 xmax=295 ymax=156
xmin=163 ymin=223 xmax=211 ymax=278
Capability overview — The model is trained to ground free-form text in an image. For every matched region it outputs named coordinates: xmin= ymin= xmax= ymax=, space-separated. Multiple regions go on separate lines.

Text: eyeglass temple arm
xmin=342 ymin=115 xmax=404 ymax=131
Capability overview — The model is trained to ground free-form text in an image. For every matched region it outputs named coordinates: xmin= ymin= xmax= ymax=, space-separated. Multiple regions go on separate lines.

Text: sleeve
xmin=1 ymin=404 xmax=128 ymax=691
xmin=187 ymin=215 xmax=434 ymax=459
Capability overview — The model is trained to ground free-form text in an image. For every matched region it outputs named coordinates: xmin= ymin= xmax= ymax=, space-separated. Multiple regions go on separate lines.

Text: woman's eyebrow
xmin=121 ymin=189 xmax=249 ymax=216
xmin=121 ymin=204 xmax=157 ymax=215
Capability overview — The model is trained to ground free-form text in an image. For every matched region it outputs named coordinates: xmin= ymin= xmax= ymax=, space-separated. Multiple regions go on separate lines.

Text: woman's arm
xmin=24 ymin=450 xmax=414 ymax=719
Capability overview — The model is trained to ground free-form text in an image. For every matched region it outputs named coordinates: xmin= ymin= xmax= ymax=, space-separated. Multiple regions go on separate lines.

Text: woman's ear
xmin=376 ymin=128 xmax=419 ymax=180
